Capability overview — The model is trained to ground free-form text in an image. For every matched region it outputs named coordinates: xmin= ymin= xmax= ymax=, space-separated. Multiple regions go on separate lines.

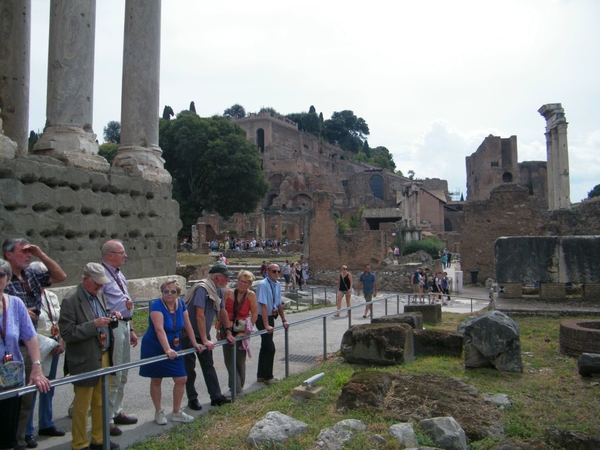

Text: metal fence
xmin=0 ymin=291 xmax=486 ymax=450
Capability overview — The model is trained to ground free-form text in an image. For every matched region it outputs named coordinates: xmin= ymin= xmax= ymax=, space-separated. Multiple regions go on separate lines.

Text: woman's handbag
xmin=232 ymin=319 xmax=246 ymax=333
xmin=0 ymin=360 xmax=25 ymax=390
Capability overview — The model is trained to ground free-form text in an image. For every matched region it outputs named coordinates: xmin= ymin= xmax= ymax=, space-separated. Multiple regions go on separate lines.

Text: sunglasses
xmin=271 ymin=270 xmax=281 ymax=274
xmin=163 ymin=289 xmax=178 ymax=295
xmin=0 ymin=272 xmax=6 ymax=278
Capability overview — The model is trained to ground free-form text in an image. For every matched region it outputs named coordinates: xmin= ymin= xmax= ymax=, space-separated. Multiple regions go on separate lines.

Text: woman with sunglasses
xmin=221 ymin=270 xmax=258 ymax=397
xmin=139 ymin=280 xmax=203 ymax=425
xmin=334 ymin=265 xmax=353 ymax=317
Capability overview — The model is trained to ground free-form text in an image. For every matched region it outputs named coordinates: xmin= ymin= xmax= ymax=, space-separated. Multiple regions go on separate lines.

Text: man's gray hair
xmin=101 ymin=239 xmax=123 ymax=258
xmin=29 ymin=261 xmax=48 ymax=274
xmin=2 ymin=237 xmax=29 ymax=258
xmin=0 ymin=258 xmax=13 ymax=279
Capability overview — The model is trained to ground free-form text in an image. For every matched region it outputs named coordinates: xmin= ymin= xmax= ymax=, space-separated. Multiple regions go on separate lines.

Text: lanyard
xmin=102 ymin=263 xmax=128 ymax=297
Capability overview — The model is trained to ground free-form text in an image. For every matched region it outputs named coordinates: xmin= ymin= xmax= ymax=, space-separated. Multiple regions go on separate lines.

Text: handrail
xmin=0 ymin=291 xmax=471 ymax=450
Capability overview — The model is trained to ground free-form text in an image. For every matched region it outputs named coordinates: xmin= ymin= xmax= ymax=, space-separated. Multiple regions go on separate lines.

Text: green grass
xmin=129 ymin=313 xmax=600 ymax=449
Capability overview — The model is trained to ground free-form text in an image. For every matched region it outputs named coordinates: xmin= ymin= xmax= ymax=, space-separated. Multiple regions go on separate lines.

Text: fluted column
xmin=32 ymin=0 xmax=108 ymax=171
xmin=113 ymin=0 xmax=170 ymax=183
xmin=539 ymin=103 xmax=570 ymax=210
xmin=0 ymin=0 xmax=30 ymax=156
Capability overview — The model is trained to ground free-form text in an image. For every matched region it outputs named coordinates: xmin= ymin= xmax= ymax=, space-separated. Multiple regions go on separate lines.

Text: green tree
xmin=259 ymin=106 xmax=280 ymax=116
xmin=98 ymin=142 xmax=118 ymax=164
xmin=588 ymin=184 xmax=600 ymax=198
xmin=286 ymin=110 xmax=321 ymax=135
xmin=322 ymin=110 xmax=369 ymax=153
xmin=189 ymin=101 xmax=196 ymax=113
xmin=103 ymin=121 xmax=121 ymax=144
xmin=370 ymin=146 xmax=396 ymax=171
xmin=223 ymin=104 xmax=246 ymax=120
xmin=160 ymin=112 xmax=269 ymax=235
xmin=408 ymin=170 xmax=415 ymax=180
xmin=28 ymin=130 xmax=40 ymax=151
xmin=162 ymin=105 xmax=174 ymax=120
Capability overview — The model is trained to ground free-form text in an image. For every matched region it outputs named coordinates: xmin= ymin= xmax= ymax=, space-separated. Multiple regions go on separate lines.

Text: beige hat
xmin=83 ymin=262 xmax=110 ymax=284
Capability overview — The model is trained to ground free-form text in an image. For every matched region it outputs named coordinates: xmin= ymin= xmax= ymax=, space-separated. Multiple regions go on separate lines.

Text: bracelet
xmin=32 ymin=360 xmax=41 ymax=365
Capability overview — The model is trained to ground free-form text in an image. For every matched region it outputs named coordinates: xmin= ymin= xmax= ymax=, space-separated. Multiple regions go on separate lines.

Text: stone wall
xmin=461 ymin=184 xmax=600 ymax=283
xmin=0 ymin=155 xmax=181 ymax=285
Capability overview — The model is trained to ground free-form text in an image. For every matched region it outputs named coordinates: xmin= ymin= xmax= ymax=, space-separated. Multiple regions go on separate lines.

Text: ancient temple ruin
xmin=0 ymin=1 xmax=179 ymax=284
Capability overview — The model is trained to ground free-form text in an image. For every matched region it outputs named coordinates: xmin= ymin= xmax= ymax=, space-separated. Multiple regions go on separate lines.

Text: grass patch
xmin=129 ymin=313 xmax=600 ymax=449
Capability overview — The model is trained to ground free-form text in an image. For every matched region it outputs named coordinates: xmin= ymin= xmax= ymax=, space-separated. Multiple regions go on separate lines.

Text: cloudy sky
xmin=29 ymin=0 xmax=600 ymax=202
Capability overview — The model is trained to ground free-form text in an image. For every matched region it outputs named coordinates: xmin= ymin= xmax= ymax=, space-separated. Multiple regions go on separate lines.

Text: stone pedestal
xmin=0 ymin=110 xmax=17 ymax=158
xmin=114 ymin=0 xmax=171 ymax=184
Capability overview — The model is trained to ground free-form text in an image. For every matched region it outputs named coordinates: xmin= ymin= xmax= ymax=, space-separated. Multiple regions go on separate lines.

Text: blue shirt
xmin=188 ymin=286 xmax=224 ymax=338
xmin=256 ymin=277 xmax=282 ymax=315
xmin=359 ymin=272 xmax=376 ymax=294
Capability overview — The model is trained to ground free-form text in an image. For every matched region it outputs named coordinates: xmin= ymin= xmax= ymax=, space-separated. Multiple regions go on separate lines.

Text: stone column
xmin=32 ymin=0 xmax=108 ymax=171
xmin=113 ymin=0 xmax=171 ymax=183
xmin=0 ymin=0 xmax=30 ymax=156
xmin=538 ymin=103 xmax=570 ymax=210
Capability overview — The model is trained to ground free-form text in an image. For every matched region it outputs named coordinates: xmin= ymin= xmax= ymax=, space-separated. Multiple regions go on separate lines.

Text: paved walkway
xmin=33 ymin=284 xmax=599 ymax=449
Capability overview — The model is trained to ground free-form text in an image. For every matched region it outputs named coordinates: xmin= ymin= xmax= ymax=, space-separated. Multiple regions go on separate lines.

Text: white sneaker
xmin=155 ymin=409 xmax=167 ymax=425
xmin=171 ymin=409 xmax=194 ymax=423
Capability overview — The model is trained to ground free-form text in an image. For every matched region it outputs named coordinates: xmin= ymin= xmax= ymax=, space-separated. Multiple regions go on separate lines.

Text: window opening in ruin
xmin=491 ymin=161 xmax=499 ymax=167
xmin=256 ymin=128 xmax=265 ymax=152
xmin=502 ymin=172 xmax=513 ymax=182
xmin=565 ymin=282 xmax=583 ymax=298
xmin=369 ymin=175 xmax=384 ymax=200
xmin=444 ymin=218 xmax=453 ymax=232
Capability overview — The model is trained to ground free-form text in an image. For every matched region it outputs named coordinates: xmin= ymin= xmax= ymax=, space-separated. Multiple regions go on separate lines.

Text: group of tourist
xmin=334 ymin=264 xmax=378 ymax=318
xmin=411 ymin=267 xmax=451 ymax=304
xmin=208 ymin=237 xmax=287 ymax=254
xmin=276 ymin=260 xmax=309 ymax=291
xmin=0 ymin=237 xmax=292 ymax=450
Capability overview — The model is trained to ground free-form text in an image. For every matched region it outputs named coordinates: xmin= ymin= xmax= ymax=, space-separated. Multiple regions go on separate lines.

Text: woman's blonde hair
xmin=160 ymin=279 xmax=181 ymax=294
xmin=238 ymin=269 xmax=255 ymax=283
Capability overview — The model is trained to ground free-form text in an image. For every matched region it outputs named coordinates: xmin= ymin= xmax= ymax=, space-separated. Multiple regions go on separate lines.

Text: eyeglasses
xmin=163 ymin=289 xmax=178 ymax=295
xmin=271 ymin=270 xmax=281 ymax=274
xmin=0 ymin=272 xmax=6 ymax=278
xmin=110 ymin=251 xmax=126 ymax=255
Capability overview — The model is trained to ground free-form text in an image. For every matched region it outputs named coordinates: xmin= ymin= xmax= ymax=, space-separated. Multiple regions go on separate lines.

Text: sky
xmin=29 ymin=0 xmax=600 ymax=202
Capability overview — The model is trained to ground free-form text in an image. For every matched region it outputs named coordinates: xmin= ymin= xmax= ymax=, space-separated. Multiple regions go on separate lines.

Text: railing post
xmin=284 ymin=325 xmax=290 ymax=378
xmin=232 ymin=342 xmax=237 ymax=401
xmin=101 ymin=374 xmax=110 ymax=450
xmin=311 ymin=287 xmax=315 ymax=307
xmin=385 ymin=297 xmax=388 ymax=316
xmin=322 ymin=316 xmax=327 ymax=363
xmin=397 ymin=294 xmax=400 ymax=314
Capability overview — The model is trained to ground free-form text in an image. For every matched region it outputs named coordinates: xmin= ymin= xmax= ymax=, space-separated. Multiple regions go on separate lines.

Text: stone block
xmin=414 ymin=328 xmax=463 ymax=357
xmin=404 ymin=304 xmax=442 ymax=324
xmin=372 ymin=312 xmax=423 ymax=329
xmin=340 ymin=323 xmax=414 ymax=366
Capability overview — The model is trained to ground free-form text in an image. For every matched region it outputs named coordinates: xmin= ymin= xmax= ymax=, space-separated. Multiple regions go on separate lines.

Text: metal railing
xmin=0 ymin=291 xmax=484 ymax=450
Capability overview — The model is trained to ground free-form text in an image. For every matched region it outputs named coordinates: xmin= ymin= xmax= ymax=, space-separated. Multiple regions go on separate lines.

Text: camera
xmin=106 ymin=309 xmax=119 ymax=329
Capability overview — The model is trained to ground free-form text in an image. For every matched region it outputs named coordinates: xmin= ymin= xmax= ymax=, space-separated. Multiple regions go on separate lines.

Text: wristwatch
xmin=32 ymin=360 xmax=42 ymax=365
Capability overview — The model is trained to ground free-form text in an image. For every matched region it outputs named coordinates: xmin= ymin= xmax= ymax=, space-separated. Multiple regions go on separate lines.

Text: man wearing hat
xmin=183 ymin=263 xmax=233 ymax=410
xmin=59 ymin=263 xmax=122 ymax=450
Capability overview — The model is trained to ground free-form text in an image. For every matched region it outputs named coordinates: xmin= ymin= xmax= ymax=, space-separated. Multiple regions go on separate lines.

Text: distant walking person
xmin=255 ymin=264 xmax=289 ymax=384
xmin=357 ymin=264 xmax=378 ymax=318
xmin=335 ymin=265 xmax=353 ymax=317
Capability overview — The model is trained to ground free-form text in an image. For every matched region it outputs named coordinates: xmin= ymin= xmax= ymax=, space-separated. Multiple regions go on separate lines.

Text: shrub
xmin=402 ymin=237 xmax=445 ymax=258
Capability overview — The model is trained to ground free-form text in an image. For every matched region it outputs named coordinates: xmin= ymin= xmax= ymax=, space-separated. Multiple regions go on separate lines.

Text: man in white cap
xmin=59 ymin=263 xmax=122 ymax=450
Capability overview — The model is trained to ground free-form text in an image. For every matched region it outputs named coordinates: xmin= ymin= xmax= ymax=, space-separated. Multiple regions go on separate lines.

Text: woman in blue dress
xmin=140 ymin=280 xmax=203 ymax=425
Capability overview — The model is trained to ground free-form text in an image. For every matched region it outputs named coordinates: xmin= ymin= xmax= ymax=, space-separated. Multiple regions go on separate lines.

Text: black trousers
xmin=183 ymin=336 xmax=223 ymax=401
xmin=256 ymin=315 xmax=276 ymax=380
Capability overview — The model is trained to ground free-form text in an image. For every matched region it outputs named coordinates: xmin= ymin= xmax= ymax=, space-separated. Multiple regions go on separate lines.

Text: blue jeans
xmin=26 ymin=354 xmax=59 ymax=434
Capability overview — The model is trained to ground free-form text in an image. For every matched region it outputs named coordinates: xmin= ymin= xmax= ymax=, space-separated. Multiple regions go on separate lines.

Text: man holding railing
xmin=255 ymin=263 xmax=289 ymax=385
